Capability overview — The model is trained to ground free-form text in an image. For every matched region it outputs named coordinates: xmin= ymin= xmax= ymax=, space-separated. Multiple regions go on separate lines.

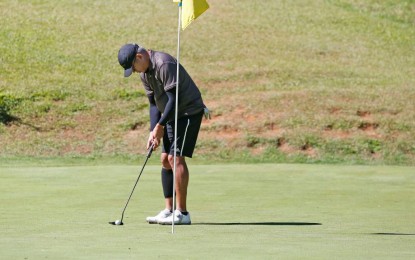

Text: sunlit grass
xmin=0 ymin=0 xmax=414 ymax=164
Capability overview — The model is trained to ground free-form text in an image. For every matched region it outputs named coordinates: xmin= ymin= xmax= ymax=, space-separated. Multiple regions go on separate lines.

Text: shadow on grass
xmin=193 ymin=222 xmax=322 ymax=226
xmin=371 ymin=233 xmax=415 ymax=236
xmin=0 ymin=112 xmax=20 ymax=125
xmin=0 ymin=113 xmax=41 ymax=131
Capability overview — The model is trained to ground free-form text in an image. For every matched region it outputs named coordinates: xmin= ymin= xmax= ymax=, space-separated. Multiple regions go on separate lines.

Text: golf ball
xmin=115 ymin=220 xmax=121 ymax=225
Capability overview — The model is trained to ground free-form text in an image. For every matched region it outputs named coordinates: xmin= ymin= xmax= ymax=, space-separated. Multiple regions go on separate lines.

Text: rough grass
xmin=0 ymin=0 xmax=414 ymax=164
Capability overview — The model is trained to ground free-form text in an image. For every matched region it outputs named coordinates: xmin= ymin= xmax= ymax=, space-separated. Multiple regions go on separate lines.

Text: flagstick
xmin=172 ymin=0 xmax=182 ymax=235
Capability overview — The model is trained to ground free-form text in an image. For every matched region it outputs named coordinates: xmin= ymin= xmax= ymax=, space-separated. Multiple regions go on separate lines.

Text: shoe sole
xmin=146 ymin=213 xmax=173 ymax=224
xmin=158 ymin=221 xmax=191 ymax=225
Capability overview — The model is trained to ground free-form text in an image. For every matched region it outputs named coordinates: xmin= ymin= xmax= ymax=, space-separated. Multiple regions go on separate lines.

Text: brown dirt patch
xmin=323 ymin=129 xmax=352 ymax=139
xmin=356 ymin=110 xmax=371 ymax=118
xmin=358 ymin=122 xmax=381 ymax=138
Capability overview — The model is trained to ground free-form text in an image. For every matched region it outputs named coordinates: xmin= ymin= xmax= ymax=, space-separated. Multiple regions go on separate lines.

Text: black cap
xmin=118 ymin=43 xmax=139 ymax=77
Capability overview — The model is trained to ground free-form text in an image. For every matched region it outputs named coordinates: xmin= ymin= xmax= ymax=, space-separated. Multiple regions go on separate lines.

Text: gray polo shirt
xmin=140 ymin=50 xmax=204 ymax=121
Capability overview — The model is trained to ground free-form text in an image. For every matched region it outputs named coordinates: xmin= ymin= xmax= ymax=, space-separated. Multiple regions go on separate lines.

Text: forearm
xmin=148 ymin=96 xmax=161 ymax=131
xmin=158 ymin=89 xmax=175 ymax=126
xmin=148 ymin=90 xmax=175 ymax=148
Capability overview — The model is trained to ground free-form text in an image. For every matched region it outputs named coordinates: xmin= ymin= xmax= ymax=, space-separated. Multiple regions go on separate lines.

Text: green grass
xmin=1 ymin=164 xmax=414 ymax=258
xmin=1 ymin=0 xmax=415 ymax=164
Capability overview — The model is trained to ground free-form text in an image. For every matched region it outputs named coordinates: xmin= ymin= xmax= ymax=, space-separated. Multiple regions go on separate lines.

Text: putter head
xmin=108 ymin=221 xmax=124 ymax=226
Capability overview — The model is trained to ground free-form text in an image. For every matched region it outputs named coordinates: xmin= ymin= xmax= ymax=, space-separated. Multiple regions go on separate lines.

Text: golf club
xmin=109 ymin=143 xmax=155 ymax=226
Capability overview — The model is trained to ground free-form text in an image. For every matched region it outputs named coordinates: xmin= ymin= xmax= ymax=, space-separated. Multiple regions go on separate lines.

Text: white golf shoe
xmin=146 ymin=209 xmax=172 ymax=224
xmin=158 ymin=209 xmax=191 ymax=225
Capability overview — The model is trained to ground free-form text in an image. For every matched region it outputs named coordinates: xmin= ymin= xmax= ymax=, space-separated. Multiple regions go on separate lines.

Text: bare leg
xmin=168 ymin=155 xmax=189 ymax=212
xmin=165 ymin=197 xmax=173 ymax=211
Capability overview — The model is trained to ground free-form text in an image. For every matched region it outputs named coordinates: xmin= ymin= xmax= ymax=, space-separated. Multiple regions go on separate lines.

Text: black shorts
xmin=162 ymin=112 xmax=203 ymax=158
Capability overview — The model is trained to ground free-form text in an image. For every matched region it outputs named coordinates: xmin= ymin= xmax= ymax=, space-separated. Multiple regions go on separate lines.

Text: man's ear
xmin=135 ymin=53 xmax=143 ymax=60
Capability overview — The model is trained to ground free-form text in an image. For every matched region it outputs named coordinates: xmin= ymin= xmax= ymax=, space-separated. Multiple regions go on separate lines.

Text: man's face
xmin=132 ymin=53 xmax=148 ymax=73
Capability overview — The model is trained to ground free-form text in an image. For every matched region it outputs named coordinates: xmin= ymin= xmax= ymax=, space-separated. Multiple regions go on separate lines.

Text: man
xmin=118 ymin=43 xmax=208 ymax=225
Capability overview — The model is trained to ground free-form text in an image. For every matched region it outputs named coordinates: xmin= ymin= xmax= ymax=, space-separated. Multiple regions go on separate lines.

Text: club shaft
xmin=120 ymin=144 xmax=154 ymax=222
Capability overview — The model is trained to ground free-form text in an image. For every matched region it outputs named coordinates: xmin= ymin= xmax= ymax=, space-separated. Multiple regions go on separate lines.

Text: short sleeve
xmin=140 ymin=73 xmax=153 ymax=96
xmin=158 ymin=62 xmax=177 ymax=92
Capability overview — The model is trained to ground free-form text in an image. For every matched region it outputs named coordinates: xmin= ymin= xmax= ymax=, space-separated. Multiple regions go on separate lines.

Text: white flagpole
xmin=172 ymin=0 xmax=182 ymax=234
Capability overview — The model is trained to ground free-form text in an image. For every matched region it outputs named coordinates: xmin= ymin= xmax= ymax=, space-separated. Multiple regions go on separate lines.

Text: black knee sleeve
xmin=161 ymin=168 xmax=174 ymax=198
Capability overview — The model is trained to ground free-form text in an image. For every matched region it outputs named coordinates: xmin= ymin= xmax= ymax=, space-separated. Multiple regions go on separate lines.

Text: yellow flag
xmin=174 ymin=0 xmax=209 ymax=30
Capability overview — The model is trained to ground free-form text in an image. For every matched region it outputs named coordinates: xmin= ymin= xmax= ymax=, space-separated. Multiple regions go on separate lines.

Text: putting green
xmin=1 ymin=164 xmax=414 ymax=259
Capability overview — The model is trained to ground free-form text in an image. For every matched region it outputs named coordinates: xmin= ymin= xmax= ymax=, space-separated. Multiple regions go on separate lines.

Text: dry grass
xmin=0 ymin=0 xmax=414 ymax=164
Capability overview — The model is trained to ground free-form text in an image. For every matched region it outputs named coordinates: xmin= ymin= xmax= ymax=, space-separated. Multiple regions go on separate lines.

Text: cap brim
xmin=124 ymin=67 xmax=133 ymax=77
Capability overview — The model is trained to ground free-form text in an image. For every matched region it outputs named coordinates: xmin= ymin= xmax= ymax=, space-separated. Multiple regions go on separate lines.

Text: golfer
xmin=118 ymin=43 xmax=207 ymax=225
